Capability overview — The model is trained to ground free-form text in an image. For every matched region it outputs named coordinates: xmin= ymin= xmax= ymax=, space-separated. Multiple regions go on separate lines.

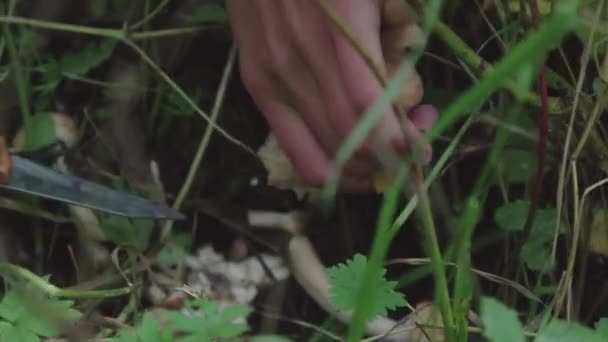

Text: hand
xmin=226 ymin=0 xmax=438 ymax=192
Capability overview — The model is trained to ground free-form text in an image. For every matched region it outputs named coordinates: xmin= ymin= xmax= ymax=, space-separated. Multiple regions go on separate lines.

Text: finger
xmin=254 ymin=0 xmax=343 ymax=158
xmin=280 ymin=1 xmax=376 ymax=160
xmin=256 ymin=84 xmax=371 ymax=191
xmin=394 ymin=62 xmax=424 ymax=113
xmin=226 ymin=0 xmax=267 ymax=61
xmin=327 ymin=1 xmax=419 ymax=159
xmin=381 ymin=0 xmax=411 ymax=28
xmin=228 ymin=1 xmax=372 ymax=187
xmin=380 ymin=0 xmax=426 ymax=112
xmin=408 ymin=104 xmax=438 ymax=132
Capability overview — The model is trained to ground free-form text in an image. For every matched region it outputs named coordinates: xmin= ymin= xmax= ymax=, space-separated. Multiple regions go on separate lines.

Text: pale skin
xmin=226 ymin=0 xmax=438 ymax=192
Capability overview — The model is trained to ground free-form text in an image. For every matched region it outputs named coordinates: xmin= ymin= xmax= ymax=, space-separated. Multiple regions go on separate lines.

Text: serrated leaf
xmin=138 ymin=312 xmax=170 ymax=342
xmin=480 ymin=297 xmax=525 ymax=342
xmin=116 ymin=312 xmax=173 ymax=342
xmin=34 ymin=40 xmax=115 ymax=97
xmin=536 ymin=319 xmax=603 ymax=342
xmin=59 ymin=40 xmax=116 ymax=76
xmin=161 ymin=298 xmax=252 ymax=341
xmin=375 ymin=280 xmax=407 ymax=316
xmin=17 ymin=298 xmax=81 ymax=337
xmin=327 ymin=254 xmax=407 ymax=320
xmin=4 ymin=286 xmax=82 ymax=338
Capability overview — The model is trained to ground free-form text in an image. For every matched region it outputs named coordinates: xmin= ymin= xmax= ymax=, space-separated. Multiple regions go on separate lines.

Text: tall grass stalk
xmin=332 ymin=3 xmax=579 ymax=341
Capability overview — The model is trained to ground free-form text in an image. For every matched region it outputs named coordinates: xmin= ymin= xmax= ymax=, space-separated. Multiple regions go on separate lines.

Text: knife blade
xmin=0 ymin=155 xmax=185 ymax=220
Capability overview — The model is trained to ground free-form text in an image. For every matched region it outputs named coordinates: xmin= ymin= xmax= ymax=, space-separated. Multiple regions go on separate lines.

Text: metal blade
xmin=0 ymin=155 xmax=184 ymax=220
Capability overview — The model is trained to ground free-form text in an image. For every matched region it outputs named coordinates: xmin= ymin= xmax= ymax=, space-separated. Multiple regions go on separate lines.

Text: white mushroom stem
xmin=254 ymin=132 xmax=445 ymax=340
xmin=287 ymin=236 xmax=414 ymax=341
xmin=247 ymin=210 xmax=418 ymax=340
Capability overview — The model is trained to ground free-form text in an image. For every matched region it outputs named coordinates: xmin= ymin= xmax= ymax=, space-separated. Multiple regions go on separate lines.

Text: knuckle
xmin=352 ymin=87 xmax=382 ymax=114
xmin=298 ymin=165 xmax=328 ymax=188
xmin=240 ymin=62 xmax=270 ymax=99
xmin=271 ymin=50 xmax=296 ymax=75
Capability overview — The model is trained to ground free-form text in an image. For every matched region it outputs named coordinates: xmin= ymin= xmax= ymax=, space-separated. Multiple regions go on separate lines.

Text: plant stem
xmin=315 ymin=1 xmax=455 ymax=340
xmin=125 ymin=40 xmax=255 ymax=157
xmin=0 ymin=263 xmax=131 ymax=299
xmin=432 ymin=20 xmax=566 ymax=112
xmin=2 ymin=3 xmax=31 ymax=126
xmin=519 ymin=0 xmax=550 ymax=265
xmin=160 ymin=45 xmax=238 ymax=241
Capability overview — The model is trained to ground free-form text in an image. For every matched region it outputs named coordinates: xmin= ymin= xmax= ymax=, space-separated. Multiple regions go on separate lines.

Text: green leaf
xmin=158 ymin=298 xmax=252 ymax=341
xmin=596 ymin=318 xmax=608 ymax=338
xmin=157 ymin=233 xmax=192 ymax=267
xmin=480 ymin=297 xmax=525 ymax=342
xmin=23 ymin=112 xmax=57 ymax=152
xmin=0 ymin=285 xmax=82 ymax=338
xmin=0 ymin=322 xmax=15 ymax=340
xmin=494 ymin=202 xmax=565 ymax=270
xmin=494 ymin=200 xmax=530 ymax=232
xmin=536 ymin=319 xmax=603 ymax=342
xmin=102 ymin=215 xmax=154 ymax=251
xmin=33 ymin=61 xmax=62 ymax=95
xmin=115 ymin=312 xmax=173 ymax=342
xmin=162 ymin=88 xmax=202 ymax=118
xmin=190 ymin=3 xmax=227 ymax=23
xmin=0 ymin=324 xmax=39 ymax=342
xmin=59 ymin=40 xmax=116 ymax=76
xmin=520 ymin=240 xmax=553 ymax=271
xmin=34 ymin=40 xmax=116 ymax=96
xmin=499 ymin=149 xmax=537 ymax=184
xmin=17 ymin=297 xmax=81 ymax=337
xmin=0 ymin=291 xmax=26 ymax=323
xmin=327 ymin=254 xmax=407 ymax=320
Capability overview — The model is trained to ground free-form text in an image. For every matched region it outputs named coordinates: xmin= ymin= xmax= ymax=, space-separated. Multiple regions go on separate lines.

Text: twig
xmin=552 ymin=0 xmax=603 ymax=262
xmin=519 ymin=0 xmax=550 ymax=261
xmin=1 ymin=2 xmax=31 ymax=126
xmin=129 ymin=0 xmax=170 ymax=31
xmin=160 ymin=44 xmax=238 ymax=241
xmin=0 ymin=263 xmax=131 ymax=299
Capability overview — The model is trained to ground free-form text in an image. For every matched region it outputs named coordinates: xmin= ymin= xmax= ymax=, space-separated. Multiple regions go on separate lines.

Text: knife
xmin=0 ymin=154 xmax=185 ymax=221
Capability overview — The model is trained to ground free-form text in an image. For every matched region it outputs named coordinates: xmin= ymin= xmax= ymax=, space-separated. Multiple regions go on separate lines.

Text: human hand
xmin=227 ymin=0 xmax=438 ymax=192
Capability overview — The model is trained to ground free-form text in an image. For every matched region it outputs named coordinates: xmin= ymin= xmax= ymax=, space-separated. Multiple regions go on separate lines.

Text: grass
xmin=0 ymin=0 xmax=607 ymax=341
